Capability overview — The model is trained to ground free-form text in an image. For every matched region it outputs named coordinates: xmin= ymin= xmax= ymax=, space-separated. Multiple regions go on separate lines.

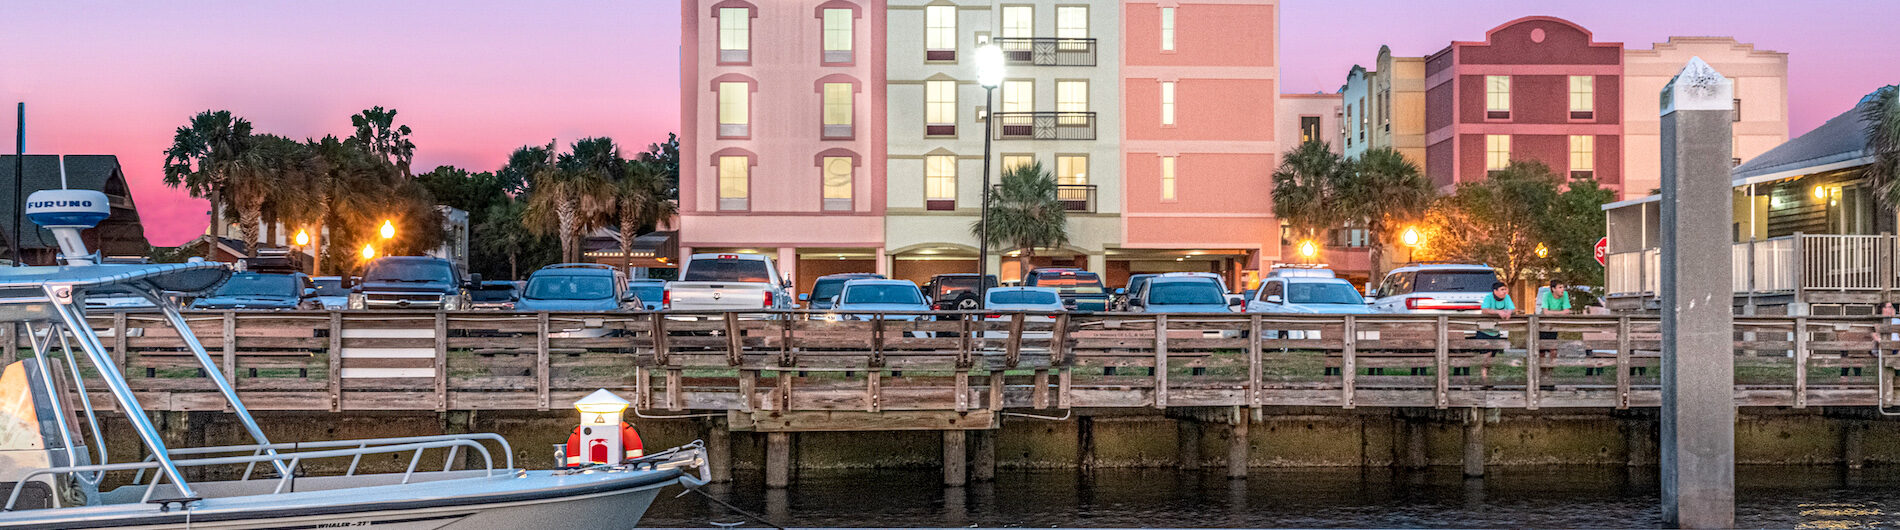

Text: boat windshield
xmin=214 ymin=274 xmax=299 ymax=298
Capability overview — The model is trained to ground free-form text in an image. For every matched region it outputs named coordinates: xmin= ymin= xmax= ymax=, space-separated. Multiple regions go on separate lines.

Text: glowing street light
xmin=1535 ymin=242 xmax=1550 ymax=259
xmin=973 ymin=42 xmax=1006 ymax=309
xmin=294 ymin=229 xmax=310 ymax=247
xmin=361 ymin=243 xmax=377 ymax=260
xmin=379 ymin=220 xmax=396 ymax=240
xmin=1401 ymin=227 xmax=1422 ymax=248
xmin=1298 ymin=239 xmax=1318 ymax=261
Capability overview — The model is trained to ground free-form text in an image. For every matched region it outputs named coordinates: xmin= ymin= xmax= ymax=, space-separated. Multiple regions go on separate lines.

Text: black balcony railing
xmin=991 ymin=111 xmax=1096 ymax=140
xmin=992 ymin=37 xmax=1097 ymax=66
xmin=991 ymin=183 xmax=1097 ymax=213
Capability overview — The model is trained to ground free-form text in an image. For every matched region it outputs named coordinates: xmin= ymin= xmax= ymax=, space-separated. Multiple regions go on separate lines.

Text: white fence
xmin=1609 ymin=234 xmax=1890 ymax=297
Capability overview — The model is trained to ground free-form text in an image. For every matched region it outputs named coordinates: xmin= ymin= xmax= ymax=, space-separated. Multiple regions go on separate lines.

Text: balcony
xmin=1605 ymin=233 xmax=1899 ymax=312
xmin=989 ymin=183 xmax=1096 ymax=213
xmin=990 ymin=112 xmax=1096 ymax=141
xmin=992 ymin=37 xmax=1097 ymax=67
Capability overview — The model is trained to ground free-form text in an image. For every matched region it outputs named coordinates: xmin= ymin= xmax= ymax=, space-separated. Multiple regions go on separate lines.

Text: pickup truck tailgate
xmin=666 ymin=282 xmax=776 ymax=310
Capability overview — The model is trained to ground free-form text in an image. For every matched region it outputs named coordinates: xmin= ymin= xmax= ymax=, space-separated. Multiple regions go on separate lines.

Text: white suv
xmin=1369 ymin=263 xmax=1501 ymax=314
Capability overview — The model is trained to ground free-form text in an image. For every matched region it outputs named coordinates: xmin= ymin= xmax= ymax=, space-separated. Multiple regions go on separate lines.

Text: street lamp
xmin=1535 ymin=242 xmax=1550 ymax=259
xmin=1298 ymin=239 xmax=1318 ymax=264
xmin=361 ymin=243 xmax=376 ymax=260
xmin=379 ymin=220 xmax=396 ymax=240
xmin=1402 ymin=226 xmax=1423 ymax=262
xmin=974 ymin=43 xmax=1006 ymax=308
xmin=294 ymin=229 xmax=310 ymax=247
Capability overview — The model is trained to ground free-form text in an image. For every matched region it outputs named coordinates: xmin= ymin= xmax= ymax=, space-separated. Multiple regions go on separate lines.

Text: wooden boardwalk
xmin=17 ymin=311 xmax=1898 ymax=424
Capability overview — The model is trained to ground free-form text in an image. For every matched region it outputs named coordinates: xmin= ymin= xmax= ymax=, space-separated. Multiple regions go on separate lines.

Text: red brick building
xmin=1424 ymin=16 xmax=1624 ymax=194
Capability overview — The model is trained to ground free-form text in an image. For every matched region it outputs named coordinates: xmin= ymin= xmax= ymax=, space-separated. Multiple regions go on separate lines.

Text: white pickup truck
xmin=664 ymin=253 xmax=796 ymax=312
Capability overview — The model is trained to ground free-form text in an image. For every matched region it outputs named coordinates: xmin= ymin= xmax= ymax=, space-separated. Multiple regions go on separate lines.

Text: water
xmin=645 ymin=466 xmax=1900 ymax=528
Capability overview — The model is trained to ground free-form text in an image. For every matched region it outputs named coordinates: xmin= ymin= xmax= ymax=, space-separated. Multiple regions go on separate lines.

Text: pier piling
xmin=943 ymin=430 xmax=967 ymax=487
xmin=766 ymin=432 xmax=791 ymax=489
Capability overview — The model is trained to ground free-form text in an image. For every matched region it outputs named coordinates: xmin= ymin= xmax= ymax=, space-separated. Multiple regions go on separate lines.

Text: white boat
xmin=0 ymin=189 xmax=707 ymax=528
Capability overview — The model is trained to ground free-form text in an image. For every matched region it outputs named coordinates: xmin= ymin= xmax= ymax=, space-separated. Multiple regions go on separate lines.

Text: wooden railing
xmin=9 ymin=311 xmax=1896 ymax=413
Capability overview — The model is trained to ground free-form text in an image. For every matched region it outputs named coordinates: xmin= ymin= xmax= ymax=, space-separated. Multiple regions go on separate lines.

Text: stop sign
xmin=1593 ymin=237 xmax=1609 ymax=266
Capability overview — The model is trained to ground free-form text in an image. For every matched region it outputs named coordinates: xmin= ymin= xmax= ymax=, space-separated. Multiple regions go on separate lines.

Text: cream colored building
xmin=1623 ymin=37 xmax=1788 ymax=197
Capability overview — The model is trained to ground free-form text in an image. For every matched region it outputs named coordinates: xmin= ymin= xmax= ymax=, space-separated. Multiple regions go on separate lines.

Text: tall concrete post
xmin=1658 ymin=57 xmax=1735 ymax=529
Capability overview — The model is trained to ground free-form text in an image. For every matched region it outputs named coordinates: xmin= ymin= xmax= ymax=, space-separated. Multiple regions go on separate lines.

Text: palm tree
xmin=162 ymin=110 xmax=253 ymax=245
xmin=498 ymin=143 xmax=555 ymax=195
xmin=609 ymin=160 xmax=679 ymax=273
xmin=972 ymin=162 xmax=1069 ymax=273
xmin=1864 ymin=86 xmax=1900 ymax=207
xmin=523 ymin=139 xmax=622 ymax=263
xmin=1271 ymin=140 xmax=1345 ymax=242
xmin=349 ymin=106 xmax=416 ymax=177
xmin=477 ymin=200 xmax=535 ymax=280
xmin=1336 ymin=147 xmax=1434 ymax=279
xmin=223 ymin=135 xmax=321 ymax=257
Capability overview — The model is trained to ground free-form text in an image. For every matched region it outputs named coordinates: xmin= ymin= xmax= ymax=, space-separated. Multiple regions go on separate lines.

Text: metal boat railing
xmin=4 ymin=437 xmax=502 ymax=511
xmin=132 ymin=433 xmax=517 ymax=483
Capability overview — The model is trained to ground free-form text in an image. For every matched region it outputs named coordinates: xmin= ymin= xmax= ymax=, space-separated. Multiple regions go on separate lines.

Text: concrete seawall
xmin=103 ymin=407 xmax=1896 ymax=480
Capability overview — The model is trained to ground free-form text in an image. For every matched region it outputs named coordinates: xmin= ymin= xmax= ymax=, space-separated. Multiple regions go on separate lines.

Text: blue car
xmin=192 ymin=272 xmax=314 ymax=311
xmin=1127 ymin=276 xmax=1241 ymax=314
xmin=626 ymin=278 xmax=666 ymax=311
xmin=517 ymin=264 xmax=635 ymax=312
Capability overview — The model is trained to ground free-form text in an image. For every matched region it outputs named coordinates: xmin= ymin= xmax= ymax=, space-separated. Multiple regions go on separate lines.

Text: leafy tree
xmin=309 ymin=135 xmax=442 ymax=272
xmin=524 ymin=138 xmax=619 ymax=263
xmin=162 ymin=110 xmax=253 ymax=242
xmin=349 ymin=106 xmax=416 ymax=177
xmin=1271 ymin=140 xmax=1344 ymax=241
xmin=1419 ymin=160 xmax=1603 ymax=292
xmin=498 ymin=143 xmax=554 ymax=196
xmin=1540 ymin=176 xmax=1614 ymax=288
xmin=475 ymin=199 xmax=552 ymax=280
xmin=226 ymin=135 xmax=322 ymax=257
xmin=608 ymin=160 xmax=678 ymax=273
xmin=972 ymin=162 xmax=1069 ymax=273
xmin=1864 ymin=86 xmax=1900 ymax=207
xmin=636 ymin=133 xmax=680 ymax=199
xmin=1336 ymin=147 xmax=1434 ymax=280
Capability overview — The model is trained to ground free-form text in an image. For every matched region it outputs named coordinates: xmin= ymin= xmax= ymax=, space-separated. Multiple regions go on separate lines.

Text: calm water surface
xmin=645 ymin=466 xmax=1900 ymax=528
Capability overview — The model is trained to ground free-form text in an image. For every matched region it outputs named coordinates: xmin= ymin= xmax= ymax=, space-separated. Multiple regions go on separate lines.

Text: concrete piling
xmin=1178 ymin=418 xmax=1203 ymax=470
xmin=943 ymin=430 xmax=967 ymax=487
xmin=1226 ymin=416 xmax=1249 ymax=479
xmin=706 ymin=418 xmax=732 ymax=482
xmin=972 ymin=430 xmax=996 ymax=482
xmin=1463 ymin=408 xmax=1486 ymax=478
xmin=765 ymin=432 xmax=791 ymax=489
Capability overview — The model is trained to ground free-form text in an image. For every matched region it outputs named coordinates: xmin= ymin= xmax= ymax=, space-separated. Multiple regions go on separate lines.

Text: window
xmin=1160 ymin=156 xmax=1176 ymax=200
xmin=1000 ymin=6 xmax=1032 ymax=39
xmin=1160 ymin=81 xmax=1176 ymax=126
xmin=1485 ymin=75 xmax=1510 ymax=119
xmin=925 ymin=5 xmax=957 ymax=61
xmin=925 ymin=155 xmax=957 ymax=210
xmin=1485 ymin=135 xmax=1510 ymax=172
xmin=1159 ymin=7 xmax=1175 ymax=51
xmin=925 ymin=80 xmax=957 ymax=136
xmin=1002 ymin=80 xmax=1033 ymax=113
xmin=1357 ymin=99 xmax=1366 ymax=140
xmin=1380 ymin=88 xmax=1391 ymax=131
xmin=1733 ymin=98 xmax=1742 ymax=122
xmin=1332 ymin=227 xmax=1368 ymax=248
xmin=717 ymin=7 xmax=750 ymax=63
xmin=822 ymin=156 xmax=852 ymax=210
xmin=1056 ymin=6 xmax=1087 ymax=40
xmin=1057 ymin=80 xmax=1088 ymax=125
xmin=1569 ymin=135 xmax=1594 ymax=179
xmin=1002 ymin=155 xmax=1034 ymax=172
xmin=1056 ymin=155 xmax=1087 ymax=185
xmin=1568 ymin=75 xmax=1594 ymax=119
xmin=717 ymin=156 xmax=748 ymax=210
xmin=822 ymin=82 xmax=853 ymax=138
xmin=717 ymin=82 xmax=749 ymax=137
xmin=1300 ymin=116 xmax=1320 ymax=144
xmin=822 ymin=8 xmax=852 ymax=63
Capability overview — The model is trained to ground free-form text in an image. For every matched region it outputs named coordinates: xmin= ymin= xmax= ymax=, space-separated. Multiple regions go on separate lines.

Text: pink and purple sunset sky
xmin=3 ymin=1 xmax=1896 ymax=246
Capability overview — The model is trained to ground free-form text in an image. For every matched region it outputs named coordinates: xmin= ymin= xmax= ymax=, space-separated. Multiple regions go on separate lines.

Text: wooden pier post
xmin=1226 ymin=409 xmax=1249 ymax=479
xmin=972 ymin=430 xmax=996 ymax=482
xmin=765 ymin=432 xmax=792 ymax=489
xmin=706 ymin=417 xmax=733 ymax=483
xmin=1463 ymin=408 xmax=1486 ymax=478
xmin=943 ymin=430 xmax=967 ymax=487
xmin=1178 ymin=418 xmax=1202 ymax=470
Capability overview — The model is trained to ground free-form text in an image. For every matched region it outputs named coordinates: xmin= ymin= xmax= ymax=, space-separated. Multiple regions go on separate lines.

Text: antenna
xmin=24 ymin=187 xmax=109 ymax=267
xmin=12 ymin=102 xmax=22 ymax=266
xmin=58 ymin=154 xmax=68 ymax=189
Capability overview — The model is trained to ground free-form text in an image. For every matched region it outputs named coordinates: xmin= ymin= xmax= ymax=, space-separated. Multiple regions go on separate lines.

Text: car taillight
xmin=763 ymin=291 xmax=774 ymax=308
xmin=661 ymin=290 xmax=671 ymax=309
xmin=985 ymin=314 xmax=1001 ymax=319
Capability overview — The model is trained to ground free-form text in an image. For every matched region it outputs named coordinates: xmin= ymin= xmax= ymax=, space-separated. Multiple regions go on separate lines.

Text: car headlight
xmin=441 ymin=294 xmax=463 ymax=311
xmin=347 ymin=293 xmax=366 ymax=310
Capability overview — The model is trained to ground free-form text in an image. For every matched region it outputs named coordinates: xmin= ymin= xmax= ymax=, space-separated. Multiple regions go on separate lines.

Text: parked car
xmin=1115 ymin=274 xmax=1157 ymax=311
xmin=827 ymin=279 xmax=931 ymax=336
xmin=626 ymin=278 xmax=666 ymax=311
xmin=1127 ymin=275 xmax=1241 ymax=313
xmin=922 ymin=273 xmax=997 ymax=311
xmin=1023 ymin=268 xmax=1110 ymax=312
xmin=516 ymin=264 xmax=634 ymax=312
xmin=1369 ymin=263 xmax=1501 ymax=314
xmin=468 ymin=281 xmax=521 ymax=311
xmin=981 ymin=286 xmax=1065 ymax=339
xmin=348 ymin=256 xmax=476 ymax=310
xmin=803 ymin=273 xmax=885 ymax=311
xmin=664 ymin=253 xmax=794 ymax=312
xmin=1247 ymin=267 xmax=1372 ymax=314
xmin=309 ymin=276 xmax=352 ymax=310
xmin=192 ymin=272 xmax=316 ymax=311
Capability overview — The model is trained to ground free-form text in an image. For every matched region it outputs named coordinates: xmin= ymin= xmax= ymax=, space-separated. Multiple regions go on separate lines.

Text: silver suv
xmin=1368 ymin=263 xmax=1501 ymax=314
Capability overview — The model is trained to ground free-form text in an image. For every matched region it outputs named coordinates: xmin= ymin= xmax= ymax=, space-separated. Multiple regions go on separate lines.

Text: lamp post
xmin=1402 ymin=226 xmax=1423 ymax=263
xmin=1297 ymin=240 xmax=1318 ymax=265
xmin=974 ymin=44 xmax=1006 ymax=308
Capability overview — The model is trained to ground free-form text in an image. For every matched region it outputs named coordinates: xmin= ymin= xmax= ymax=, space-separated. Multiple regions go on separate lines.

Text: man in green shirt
xmin=1538 ymin=280 xmax=1573 ymax=315
xmin=1480 ymin=281 xmax=1515 ymax=319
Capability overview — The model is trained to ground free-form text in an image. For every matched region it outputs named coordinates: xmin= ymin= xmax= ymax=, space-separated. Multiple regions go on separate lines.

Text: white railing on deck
xmin=1753 ymin=237 xmax=1797 ymax=292
xmin=1803 ymin=234 xmax=1883 ymax=290
xmin=1609 ymin=234 xmax=1890 ymax=297
xmin=1607 ymin=251 xmax=1645 ymax=295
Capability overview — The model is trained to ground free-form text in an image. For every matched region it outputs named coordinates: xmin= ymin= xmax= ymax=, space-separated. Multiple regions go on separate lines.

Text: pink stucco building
xmin=679 ymin=0 xmax=888 ymax=288
xmin=1424 ymin=16 xmax=1625 ymax=194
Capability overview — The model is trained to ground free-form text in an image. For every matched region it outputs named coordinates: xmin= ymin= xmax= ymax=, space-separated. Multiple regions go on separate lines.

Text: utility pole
xmin=12 ymin=102 xmax=24 ymax=265
xmin=1658 ymin=56 xmax=1735 ymax=529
